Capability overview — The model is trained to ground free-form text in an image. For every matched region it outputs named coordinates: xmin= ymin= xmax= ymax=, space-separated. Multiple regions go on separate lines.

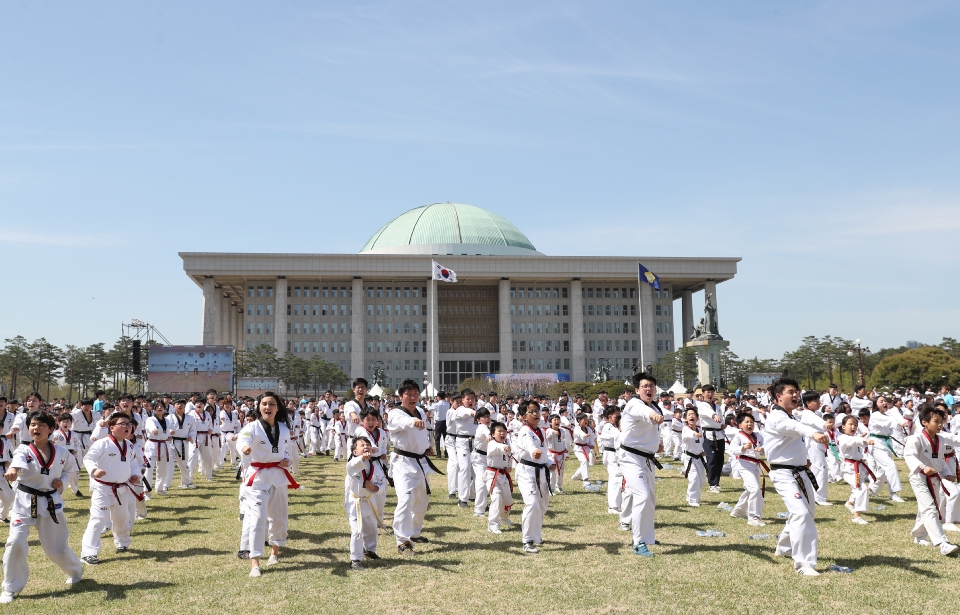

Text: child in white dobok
xmin=837 ymin=414 xmax=875 ymax=525
xmin=345 ymin=436 xmax=385 ymax=570
xmin=0 ymin=411 xmax=83 ymax=604
xmin=681 ymin=408 xmax=707 ymax=507
xmin=729 ymin=411 xmax=767 ymax=526
xmin=485 ymin=422 xmax=514 ymax=534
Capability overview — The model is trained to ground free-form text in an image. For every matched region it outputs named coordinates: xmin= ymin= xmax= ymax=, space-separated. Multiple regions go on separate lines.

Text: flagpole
xmin=636 ymin=261 xmax=644 ymax=374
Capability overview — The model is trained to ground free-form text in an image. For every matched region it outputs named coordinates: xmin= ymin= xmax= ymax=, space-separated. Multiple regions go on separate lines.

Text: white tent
xmin=368 ymin=384 xmax=384 ymax=398
xmin=668 ymin=380 xmax=687 ymax=395
xmin=424 ymin=382 xmax=438 ymax=397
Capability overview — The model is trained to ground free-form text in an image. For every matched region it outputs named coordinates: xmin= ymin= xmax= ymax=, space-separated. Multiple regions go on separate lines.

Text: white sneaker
xmin=915 ymin=537 xmax=933 ymax=547
xmin=941 ymin=542 xmax=959 ymax=556
xmin=488 ymin=527 xmax=501 ymax=535
xmin=844 ymin=501 xmax=855 ymax=514
xmin=266 ymin=554 xmax=279 ymax=566
xmin=815 ymin=501 xmax=833 ymax=507
xmin=797 ymin=566 xmax=820 ymax=577
xmin=747 ymin=518 xmax=766 ymax=527
xmin=66 ymin=573 xmax=83 ymax=585
xmin=851 ymin=517 xmax=868 ymax=525
xmin=688 ymin=502 xmax=700 ymax=507
xmin=0 ymin=591 xmax=14 ymax=604
xmin=730 ymin=510 xmax=748 ymax=519
xmin=501 ymin=518 xmax=514 ymax=527
xmin=943 ymin=523 xmax=960 ymax=532
xmin=709 ymin=486 xmax=721 ymax=493
xmin=607 ymin=508 xmax=621 ymax=515
xmin=249 ymin=566 xmax=261 ymax=577
xmin=890 ymin=494 xmax=906 ymax=503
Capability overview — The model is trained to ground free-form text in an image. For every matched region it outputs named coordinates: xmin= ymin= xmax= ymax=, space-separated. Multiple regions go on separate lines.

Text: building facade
xmin=181 ymin=203 xmax=739 ymax=388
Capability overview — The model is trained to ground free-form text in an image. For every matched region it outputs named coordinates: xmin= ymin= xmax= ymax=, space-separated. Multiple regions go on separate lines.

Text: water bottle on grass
xmin=828 ymin=565 xmax=853 ymax=573
xmin=749 ymin=534 xmax=770 ymax=540
xmin=696 ymin=529 xmax=726 ymax=538
xmin=717 ymin=502 xmax=732 ymax=512
xmin=776 ymin=512 xmax=789 ymax=519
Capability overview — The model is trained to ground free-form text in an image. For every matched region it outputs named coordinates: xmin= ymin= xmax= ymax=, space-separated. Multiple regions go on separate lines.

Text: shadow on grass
xmin=659 ymin=542 xmax=777 ymax=562
xmin=287 ymin=529 xmax=343 ymax=545
xmin=24 ymin=579 xmax=175 ymax=601
xmin=836 ymin=554 xmax=941 ymax=578
xmin=136 ymin=528 xmax=207 ymax=540
xmin=133 ymin=546 xmax=229 ymax=563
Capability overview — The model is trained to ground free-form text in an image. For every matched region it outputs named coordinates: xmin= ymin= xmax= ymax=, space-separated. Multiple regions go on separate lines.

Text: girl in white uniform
xmin=238 ymin=392 xmax=298 ymax=578
xmin=837 ymin=414 xmax=875 ymax=525
xmin=570 ymin=414 xmax=597 ymax=490
xmin=144 ymin=403 xmax=175 ymax=495
xmin=485 ymin=422 xmax=514 ymax=534
xmin=681 ymin=408 xmax=707 ymax=507
xmin=729 ymin=411 xmax=767 ymax=526
xmin=598 ymin=406 xmax=623 ymax=514
xmin=545 ymin=414 xmax=569 ymax=496
xmin=345 ymin=436 xmax=385 ymax=570
xmin=52 ymin=414 xmax=81 ymax=497
xmin=472 ymin=409 xmax=493 ymax=515
xmin=0 ymin=411 xmax=83 ymax=604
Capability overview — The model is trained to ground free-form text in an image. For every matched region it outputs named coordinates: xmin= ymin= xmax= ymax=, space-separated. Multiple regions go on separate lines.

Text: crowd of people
xmin=0 ymin=377 xmax=958 ymax=601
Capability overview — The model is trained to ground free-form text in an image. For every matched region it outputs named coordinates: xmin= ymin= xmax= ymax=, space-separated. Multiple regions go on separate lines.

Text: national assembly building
xmin=180 ymin=203 xmax=740 ymax=389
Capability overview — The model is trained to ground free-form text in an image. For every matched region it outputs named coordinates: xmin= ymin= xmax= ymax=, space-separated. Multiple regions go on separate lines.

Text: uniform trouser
xmin=943 ymin=479 xmax=960 ymax=523
xmin=0 ymin=481 xmax=12 ymax=520
xmin=240 ymin=485 xmax=288 ymax=559
xmin=517 ymin=465 xmax=550 ymax=544
xmin=189 ymin=439 xmax=214 ymax=481
xmin=347 ymin=495 xmax=379 ymax=560
xmin=392 ymin=462 xmax=429 ymax=545
xmin=64 ymin=454 xmax=81 ymax=493
xmin=771 ymin=469 xmax=818 ymax=570
xmin=211 ymin=435 xmax=223 ymax=468
xmin=733 ymin=462 xmax=764 ymax=519
xmin=222 ymin=435 xmax=238 ymax=466
xmin=909 ymin=474 xmax=948 ymax=545
xmin=333 ymin=435 xmax=347 ymax=460
xmin=170 ymin=440 xmax=192 ymax=486
xmin=238 ymin=489 xmax=252 ymax=552
xmin=445 ymin=436 xmax=460 ymax=496
xmin=81 ymin=485 xmax=135 ymax=557
xmin=435 ymin=421 xmax=447 ymax=456
xmin=703 ymin=437 xmax=725 ymax=487
xmin=827 ymin=452 xmax=843 ymax=481
xmin=621 ymin=454 xmax=657 ymax=546
xmin=571 ymin=447 xmax=591 ymax=482
xmin=473 ymin=461 xmax=489 ymax=514
xmin=602 ymin=452 xmax=622 ymax=510
xmin=308 ymin=426 xmax=322 ymax=454
xmin=454 ymin=438 xmax=473 ymax=501
xmin=287 ymin=441 xmax=300 ymax=475
xmin=549 ymin=452 xmax=566 ymax=492
xmin=665 ymin=432 xmax=682 ymax=459
xmin=843 ymin=472 xmax=870 ymax=513
xmin=684 ymin=454 xmax=706 ymax=504
xmin=809 ymin=451 xmax=829 ymax=503
xmin=2 ymin=514 xmax=83 ymax=593
xmin=868 ymin=445 xmax=902 ymax=496
xmin=486 ymin=471 xmax=513 ymax=530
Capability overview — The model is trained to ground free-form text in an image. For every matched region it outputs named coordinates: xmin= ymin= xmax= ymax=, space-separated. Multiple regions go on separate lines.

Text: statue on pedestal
xmin=692 ymin=292 xmax=723 ymax=341
xmin=592 ymin=358 xmax=611 ymax=384
xmin=372 ymin=361 xmax=386 ymax=387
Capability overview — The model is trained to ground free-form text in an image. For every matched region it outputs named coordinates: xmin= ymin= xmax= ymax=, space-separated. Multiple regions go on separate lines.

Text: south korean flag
xmin=431 ymin=260 xmax=457 ymax=283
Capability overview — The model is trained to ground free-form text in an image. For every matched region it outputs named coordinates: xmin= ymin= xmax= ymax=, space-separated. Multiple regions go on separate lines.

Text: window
xmin=376 ymin=287 xmax=382 ymax=298
xmin=519 ymin=323 xmax=525 ymax=334
xmin=656 ymin=323 xmax=662 ymax=334
xmin=665 ymin=322 xmax=671 ymax=334
xmin=615 ymin=323 xmax=621 ymax=333
xmin=657 ymin=340 xmax=663 ymax=352
xmin=266 ymin=323 xmax=273 ymax=334
xmin=413 ymin=305 xmax=419 ymax=316
xmin=513 ymin=359 xmax=518 ymax=370
xmin=404 ymin=287 xmax=410 ymax=298
xmin=563 ymin=359 xmax=570 ymax=370
xmin=404 ymin=341 xmax=410 ymax=353
xmin=510 ymin=305 xmax=516 ymax=316
xmin=247 ymin=341 xmax=254 ymax=350
xmin=385 ymin=305 xmax=392 ymax=316
xmin=525 ymin=305 xmax=532 ymax=316
xmin=546 ymin=341 xmax=552 ymax=352
xmin=613 ymin=305 xmax=620 ymax=316
xmin=256 ymin=304 xmax=263 ymax=316
xmin=286 ymin=305 xmax=291 ymax=316
xmin=294 ymin=305 xmax=300 ymax=316
xmin=413 ymin=341 xmax=419 ymax=352
xmin=588 ymin=323 xmax=594 ymax=334
xmin=520 ymin=359 xmax=527 ymax=370
xmin=666 ymin=340 xmax=672 ymax=351
xmin=247 ymin=323 xmax=254 ymax=334
xmin=664 ymin=305 xmax=670 ymax=316
xmin=341 ymin=342 xmax=347 ymax=353
xmin=323 ymin=287 xmax=329 ymax=297
xmin=655 ymin=290 xmax=661 ymax=299
xmin=537 ymin=341 xmax=543 ymax=352
xmin=386 ymin=287 xmax=392 ymax=298
xmin=287 ymin=286 xmax=291 ymax=298
xmin=294 ymin=341 xmax=301 ymax=352
xmin=563 ymin=340 xmax=569 ymax=352
xmin=404 ymin=305 xmax=410 ymax=316
xmin=536 ymin=305 xmax=543 ymax=316
xmin=537 ymin=323 xmax=543 ymax=334
xmin=377 ymin=305 xmax=382 ymax=316
xmin=266 ymin=304 xmax=273 ymax=316
xmin=512 ymin=340 xmax=518 ymax=352
xmin=630 ymin=289 xmax=636 ymax=299
xmin=588 ymin=305 xmax=594 ymax=316
xmin=266 ymin=286 xmax=273 ymax=297
xmin=510 ymin=287 xmax=516 ymax=298
xmin=248 ymin=286 xmax=254 ymax=298
xmin=386 ymin=323 xmax=393 ymax=335
xmin=294 ymin=323 xmax=301 ymax=334
xmin=367 ymin=342 xmax=374 ymax=352
xmin=312 ymin=305 xmax=318 ymax=316
xmin=367 ymin=323 xmax=374 ymax=335
xmin=589 ymin=340 xmax=595 ymax=351
xmin=605 ymin=305 xmax=611 ymax=316
xmin=322 ymin=323 xmax=328 ymax=334
xmin=331 ymin=305 xmax=338 ymax=316
xmin=656 ymin=305 xmax=662 ymax=316
xmin=562 ymin=323 xmax=569 ymax=334
xmin=632 ymin=340 xmax=638 ymax=351
xmin=615 ymin=341 xmax=621 ymax=352
xmin=520 ymin=341 xmax=526 ymax=352
xmin=341 ymin=323 xmax=348 ymax=334
xmin=562 ymin=287 xmax=568 ymax=298
xmin=376 ymin=342 xmax=382 ymax=353
xmin=631 ymin=323 xmax=637 ymax=334
xmin=257 ymin=322 xmax=264 ymax=335
xmin=511 ymin=323 xmax=517 ymax=334
xmin=247 ymin=305 xmax=253 ymax=316
xmin=630 ymin=305 xmax=637 ymax=316
xmin=366 ymin=305 xmax=373 ymax=316
xmin=287 ymin=341 xmax=291 ymax=351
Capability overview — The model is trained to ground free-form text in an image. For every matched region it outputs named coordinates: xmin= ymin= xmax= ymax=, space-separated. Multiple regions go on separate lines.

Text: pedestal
xmin=685 ymin=339 xmax=729 ymax=388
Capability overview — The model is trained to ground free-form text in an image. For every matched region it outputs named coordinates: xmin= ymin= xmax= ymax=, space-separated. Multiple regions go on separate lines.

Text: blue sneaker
xmin=632 ymin=542 xmax=654 ymax=557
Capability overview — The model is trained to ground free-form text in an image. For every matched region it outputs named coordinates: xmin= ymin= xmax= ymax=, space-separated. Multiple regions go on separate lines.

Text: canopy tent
xmin=368 ymin=384 xmax=384 ymax=398
xmin=668 ymin=380 xmax=688 ymax=395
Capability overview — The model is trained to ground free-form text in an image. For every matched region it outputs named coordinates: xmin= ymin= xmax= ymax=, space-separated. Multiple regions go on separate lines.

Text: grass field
xmin=3 ymin=453 xmax=957 ymax=615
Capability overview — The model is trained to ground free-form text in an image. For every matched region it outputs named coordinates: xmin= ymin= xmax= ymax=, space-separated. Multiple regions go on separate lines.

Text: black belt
xmin=475 ymin=449 xmax=487 ymax=455
xmin=603 ymin=446 xmax=616 ymax=452
xmin=450 ymin=433 xmax=473 ymax=438
xmin=770 ymin=463 xmax=819 ymax=502
xmin=222 ymin=431 xmax=234 ymax=434
xmin=684 ymin=452 xmax=707 ymax=477
xmin=619 ymin=445 xmax=663 ymax=470
xmin=394 ymin=449 xmax=444 ymax=494
xmin=18 ymin=484 xmax=58 ymax=524
xmin=518 ymin=458 xmax=548 ymax=498
xmin=171 ymin=437 xmax=188 ymax=459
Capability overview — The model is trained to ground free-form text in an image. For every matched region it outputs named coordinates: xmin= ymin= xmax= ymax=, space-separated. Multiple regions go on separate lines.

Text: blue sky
xmin=2 ymin=1 xmax=958 ymax=360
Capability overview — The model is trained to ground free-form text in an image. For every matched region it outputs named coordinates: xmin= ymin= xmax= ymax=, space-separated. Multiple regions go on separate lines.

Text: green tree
xmin=871 ymin=347 xmax=960 ymax=389
xmin=940 ymin=337 xmax=960 ymax=359
xmin=0 ymin=336 xmax=33 ymax=399
xmin=281 ymin=356 xmax=312 ymax=395
xmin=25 ymin=338 xmax=63 ymax=399
xmin=238 ymin=344 xmax=280 ymax=377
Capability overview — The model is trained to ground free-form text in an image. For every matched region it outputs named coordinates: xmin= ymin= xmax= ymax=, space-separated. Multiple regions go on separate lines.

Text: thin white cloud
xmin=0 ymin=229 xmax=121 ymax=247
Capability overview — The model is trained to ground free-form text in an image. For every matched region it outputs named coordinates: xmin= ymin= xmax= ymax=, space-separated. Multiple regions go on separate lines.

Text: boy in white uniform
xmin=220 ymin=400 xmax=242 ymax=467
xmin=471 ymin=409 xmax=493 ymax=516
xmin=345 ymin=436 xmax=385 ymax=570
xmin=445 ymin=394 xmax=463 ymax=498
xmin=618 ymin=373 xmax=664 ymax=557
xmin=451 ymin=390 xmax=478 ymax=507
xmin=144 ymin=402 xmax=175 ymax=495
xmin=353 ymin=408 xmax=391 ymax=533
xmin=764 ymin=378 xmax=830 ymax=576
xmin=729 ymin=411 xmax=767 ymax=526
xmin=546 ymin=414 xmax=569 ymax=496
xmin=80 ymin=413 xmax=143 ymax=564
xmin=0 ymin=411 xmax=83 ymax=604
xmin=681 ymin=408 xmax=707 ymax=507
xmin=485 ymin=422 xmax=514 ymax=534
xmin=868 ymin=396 xmax=908 ymax=503
xmin=188 ymin=393 xmax=216 ymax=482
xmin=904 ymin=403 xmax=960 ymax=555
xmin=52 ymin=413 xmax=82 ymax=497
xmin=598 ymin=406 xmax=623 ymax=514
xmin=169 ymin=400 xmax=198 ymax=489
xmin=515 ymin=400 xmax=554 ymax=554
xmin=798 ymin=392 xmax=831 ymax=506
xmin=388 ymin=379 xmax=438 ymax=555
xmin=571 ymin=414 xmax=599 ymax=491
xmin=70 ymin=398 xmax=100 ymax=457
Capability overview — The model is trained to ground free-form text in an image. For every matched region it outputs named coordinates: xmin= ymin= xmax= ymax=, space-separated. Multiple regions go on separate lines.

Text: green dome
xmin=360 ymin=203 xmax=540 ymax=256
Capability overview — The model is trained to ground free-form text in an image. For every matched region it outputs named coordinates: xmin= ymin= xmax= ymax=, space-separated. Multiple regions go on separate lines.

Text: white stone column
xmin=639 ymin=283 xmax=656 ymax=371
xmin=499 ymin=279 xmax=512 ymax=374
xmin=274 ymin=277 xmax=288 ymax=356
xmin=351 ymin=278 xmax=364 ymax=379
xmin=427 ymin=279 xmax=439 ymax=390
xmin=201 ymin=277 xmax=216 ymax=344
xmin=681 ymin=289 xmax=694 ymax=344
xmin=570 ymin=279 xmax=585 ymax=381
xmin=226 ymin=301 xmax=236 ymax=348
xmin=234 ymin=306 xmax=243 ymax=350
xmin=218 ymin=296 xmax=231 ymax=346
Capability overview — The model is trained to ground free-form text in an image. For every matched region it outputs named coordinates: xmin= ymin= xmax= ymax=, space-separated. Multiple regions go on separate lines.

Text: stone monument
xmin=685 ymin=293 xmax=729 ymax=388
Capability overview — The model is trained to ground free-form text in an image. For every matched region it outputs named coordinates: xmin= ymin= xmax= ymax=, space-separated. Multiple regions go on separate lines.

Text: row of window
xmin=287 ymin=286 xmax=350 ymax=298
xmin=246 ymin=322 xmax=275 ymax=335
xmin=367 ymin=322 xmax=426 ymax=335
xmin=367 ymin=359 xmax=425 ymax=373
xmin=586 ymin=322 xmax=636 ymax=334
xmin=512 ymin=322 xmax=568 ymax=335
xmin=287 ymin=322 xmax=350 ymax=335
xmin=287 ymin=304 xmax=351 ymax=317
xmin=512 ymin=358 xmax=571 ymax=371
xmin=513 ymin=340 xmax=570 ymax=353
xmin=247 ymin=286 xmax=275 ymax=298
xmin=365 ymin=341 xmax=425 ymax=353
xmin=366 ymin=304 xmax=425 ymax=317
xmin=366 ymin=286 xmax=427 ymax=298
xmin=285 ymin=341 xmax=349 ymax=353
xmin=511 ymin=304 xmax=568 ymax=316
xmin=584 ymin=304 xmax=638 ymax=317
xmin=583 ymin=287 xmax=637 ymax=299
xmin=510 ymin=287 xmax=568 ymax=299
xmin=587 ymin=340 xmax=641 ymax=352
xmin=247 ymin=304 xmax=275 ymax=316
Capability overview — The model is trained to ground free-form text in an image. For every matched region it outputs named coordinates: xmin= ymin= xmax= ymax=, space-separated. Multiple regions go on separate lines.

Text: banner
xmin=147 ymin=345 xmax=234 ymax=393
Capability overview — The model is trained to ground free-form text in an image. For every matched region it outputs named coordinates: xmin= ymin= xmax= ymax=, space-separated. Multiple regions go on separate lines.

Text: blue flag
xmin=638 ymin=262 xmax=661 ymax=290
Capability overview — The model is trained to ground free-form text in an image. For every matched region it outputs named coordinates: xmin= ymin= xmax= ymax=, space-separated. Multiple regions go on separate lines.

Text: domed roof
xmin=360 ymin=203 xmax=541 ymax=256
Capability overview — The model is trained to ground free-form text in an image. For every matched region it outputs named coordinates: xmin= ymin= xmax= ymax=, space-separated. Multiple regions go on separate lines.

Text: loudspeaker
xmin=132 ymin=340 xmax=142 ymax=375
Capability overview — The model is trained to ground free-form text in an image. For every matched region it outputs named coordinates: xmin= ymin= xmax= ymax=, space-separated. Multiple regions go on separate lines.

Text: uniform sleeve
xmin=236 ymin=425 xmax=254 ymax=450
xmin=387 ymin=410 xmax=417 ymax=433
xmin=83 ymin=441 xmax=102 ymax=473
xmin=767 ymin=413 xmax=820 ymax=438
xmin=903 ymin=436 xmax=925 ymax=474
xmin=681 ymin=428 xmax=697 ymax=449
